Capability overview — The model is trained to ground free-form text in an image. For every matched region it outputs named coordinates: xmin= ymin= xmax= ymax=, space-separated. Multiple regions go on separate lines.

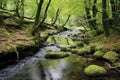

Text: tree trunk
xmin=62 ymin=15 xmax=71 ymax=27
xmin=51 ymin=8 xmax=60 ymax=25
xmin=84 ymin=0 xmax=93 ymax=30
xmin=34 ymin=0 xmax=44 ymax=26
xmin=92 ymin=0 xmax=98 ymax=30
xmin=102 ymin=0 xmax=110 ymax=37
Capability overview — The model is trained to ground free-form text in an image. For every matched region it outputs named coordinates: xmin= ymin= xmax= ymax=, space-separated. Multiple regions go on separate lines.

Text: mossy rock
xmin=89 ymin=44 xmax=96 ymax=53
xmin=84 ymin=65 xmax=107 ymax=77
xmin=71 ymin=46 xmax=91 ymax=55
xmin=103 ymin=51 xmax=119 ymax=63
xmin=70 ymin=45 xmax=77 ymax=48
xmin=95 ymin=45 xmax=106 ymax=52
xmin=60 ymin=47 xmax=71 ymax=52
xmin=93 ymin=51 xmax=105 ymax=58
xmin=76 ymin=42 xmax=84 ymax=47
xmin=112 ymin=45 xmax=120 ymax=53
xmin=112 ymin=62 xmax=120 ymax=69
xmin=45 ymin=51 xmax=70 ymax=59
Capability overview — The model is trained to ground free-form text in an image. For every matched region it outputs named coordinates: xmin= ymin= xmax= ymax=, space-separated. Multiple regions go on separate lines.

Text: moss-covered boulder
xmin=71 ymin=46 xmax=91 ymax=55
xmin=84 ymin=65 xmax=107 ymax=76
xmin=45 ymin=51 xmax=70 ymax=59
xmin=95 ymin=45 xmax=106 ymax=51
xmin=103 ymin=51 xmax=119 ymax=63
xmin=93 ymin=51 xmax=105 ymax=58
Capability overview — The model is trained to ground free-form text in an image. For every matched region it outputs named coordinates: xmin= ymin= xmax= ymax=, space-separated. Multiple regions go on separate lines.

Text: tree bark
xmin=84 ymin=0 xmax=93 ymax=30
xmin=62 ymin=15 xmax=71 ymax=27
xmin=102 ymin=0 xmax=110 ymax=37
xmin=34 ymin=0 xmax=44 ymax=26
xmin=92 ymin=0 xmax=98 ymax=30
xmin=51 ymin=8 xmax=60 ymax=25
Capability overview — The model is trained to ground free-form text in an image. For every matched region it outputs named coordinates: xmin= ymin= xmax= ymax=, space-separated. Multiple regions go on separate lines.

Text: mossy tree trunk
xmin=34 ymin=0 xmax=44 ymax=26
xmin=32 ymin=0 xmax=51 ymax=47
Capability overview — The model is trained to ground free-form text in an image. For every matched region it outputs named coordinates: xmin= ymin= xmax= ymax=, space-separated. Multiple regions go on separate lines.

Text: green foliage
xmin=84 ymin=65 xmax=107 ymax=76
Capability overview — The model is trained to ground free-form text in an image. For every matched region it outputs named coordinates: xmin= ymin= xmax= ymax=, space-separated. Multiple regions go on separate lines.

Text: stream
xmin=0 ymin=30 xmax=119 ymax=80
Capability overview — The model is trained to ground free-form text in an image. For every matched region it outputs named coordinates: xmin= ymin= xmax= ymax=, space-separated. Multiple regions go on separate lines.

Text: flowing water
xmin=0 ymin=30 xmax=119 ymax=80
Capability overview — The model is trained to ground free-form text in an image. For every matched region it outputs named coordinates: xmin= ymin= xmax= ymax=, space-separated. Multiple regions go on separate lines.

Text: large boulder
xmin=84 ymin=65 xmax=107 ymax=76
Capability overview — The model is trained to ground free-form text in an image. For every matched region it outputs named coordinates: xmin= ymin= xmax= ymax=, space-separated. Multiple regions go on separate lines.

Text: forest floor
xmin=0 ymin=26 xmax=34 ymax=53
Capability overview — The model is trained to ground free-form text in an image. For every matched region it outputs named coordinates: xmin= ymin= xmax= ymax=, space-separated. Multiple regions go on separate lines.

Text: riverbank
xmin=0 ymin=19 xmax=59 ymax=69
xmin=1 ymin=29 xmax=119 ymax=80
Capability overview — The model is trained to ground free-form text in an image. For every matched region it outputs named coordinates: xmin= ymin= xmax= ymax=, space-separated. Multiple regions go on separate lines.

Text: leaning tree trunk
xmin=102 ymin=0 xmax=110 ymax=37
xmin=32 ymin=0 xmax=51 ymax=46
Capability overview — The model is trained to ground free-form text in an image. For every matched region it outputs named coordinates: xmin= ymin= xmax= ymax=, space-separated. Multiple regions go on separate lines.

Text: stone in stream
xmin=84 ymin=65 xmax=107 ymax=77
xmin=45 ymin=50 xmax=70 ymax=59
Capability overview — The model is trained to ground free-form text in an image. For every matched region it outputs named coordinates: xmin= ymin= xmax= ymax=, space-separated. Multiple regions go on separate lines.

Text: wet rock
xmin=84 ymin=65 xmax=107 ymax=76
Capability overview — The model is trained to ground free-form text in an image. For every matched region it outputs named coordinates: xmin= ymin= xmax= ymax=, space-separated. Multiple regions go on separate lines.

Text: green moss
xmin=71 ymin=46 xmax=91 ymax=55
xmin=112 ymin=62 xmax=120 ymax=69
xmin=45 ymin=51 xmax=70 ymax=59
xmin=112 ymin=45 xmax=120 ymax=53
xmin=60 ymin=47 xmax=71 ymax=52
xmin=95 ymin=45 xmax=106 ymax=52
xmin=76 ymin=42 xmax=84 ymax=47
xmin=89 ymin=44 xmax=96 ymax=53
xmin=93 ymin=51 xmax=105 ymax=58
xmin=84 ymin=65 xmax=107 ymax=76
xmin=4 ymin=45 xmax=15 ymax=53
xmin=2 ymin=28 xmax=11 ymax=38
xmin=103 ymin=51 xmax=119 ymax=63
xmin=46 ymin=36 xmax=76 ymax=46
